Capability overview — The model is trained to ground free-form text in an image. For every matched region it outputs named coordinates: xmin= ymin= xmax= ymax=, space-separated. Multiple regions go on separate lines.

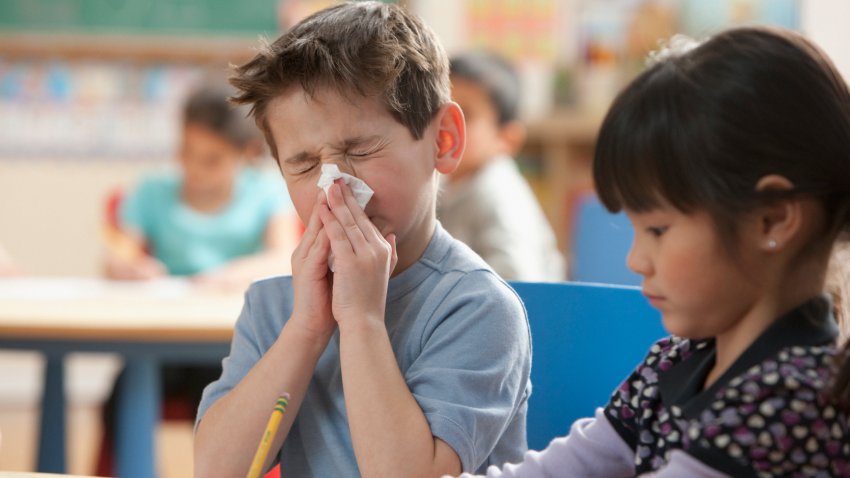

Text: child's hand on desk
xmin=104 ymin=254 xmax=167 ymax=281
xmin=288 ymin=189 xmax=336 ymax=340
xmin=191 ymin=268 xmax=250 ymax=293
xmin=103 ymin=227 xmax=165 ymax=280
xmin=319 ymin=180 xmax=397 ymax=331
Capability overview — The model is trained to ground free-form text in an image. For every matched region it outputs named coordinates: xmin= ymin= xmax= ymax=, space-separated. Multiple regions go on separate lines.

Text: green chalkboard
xmin=0 ymin=0 xmax=281 ymax=37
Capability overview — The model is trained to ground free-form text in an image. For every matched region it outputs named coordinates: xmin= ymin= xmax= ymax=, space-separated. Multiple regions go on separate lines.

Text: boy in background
xmin=438 ymin=52 xmax=564 ymax=282
xmin=194 ymin=3 xmax=531 ymax=478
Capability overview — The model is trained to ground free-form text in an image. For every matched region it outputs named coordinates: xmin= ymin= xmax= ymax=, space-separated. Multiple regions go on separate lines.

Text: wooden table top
xmin=0 ymin=473 xmax=105 ymax=478
xmin=0 ymin=277 xmax=244 ymax=341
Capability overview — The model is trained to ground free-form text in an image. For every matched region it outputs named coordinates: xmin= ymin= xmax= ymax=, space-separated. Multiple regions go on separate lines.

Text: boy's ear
xmin=753 ymin=174 xmax=802 ymax=253
xmin=434 ymin=102 xmax=466 ymax=174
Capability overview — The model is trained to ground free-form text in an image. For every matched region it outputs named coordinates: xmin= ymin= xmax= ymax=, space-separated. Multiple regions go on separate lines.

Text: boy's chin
xmin=369 ymin=217 xmax=391 ymax=237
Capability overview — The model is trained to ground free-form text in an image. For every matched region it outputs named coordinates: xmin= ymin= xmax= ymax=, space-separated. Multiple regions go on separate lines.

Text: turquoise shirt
xmin=121 ymin=167 xmax=292 ymax=276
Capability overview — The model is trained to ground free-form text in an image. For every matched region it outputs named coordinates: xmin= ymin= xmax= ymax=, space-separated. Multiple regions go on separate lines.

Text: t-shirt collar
xmin=386 ymin=223 xmax=450 ymax=302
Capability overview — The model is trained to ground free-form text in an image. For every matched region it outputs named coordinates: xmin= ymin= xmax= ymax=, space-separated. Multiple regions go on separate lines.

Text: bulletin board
xmin=0 ymin=0 xmax=280 ymax=37
xmin=466 ymin=0 xmax=558 ymax=62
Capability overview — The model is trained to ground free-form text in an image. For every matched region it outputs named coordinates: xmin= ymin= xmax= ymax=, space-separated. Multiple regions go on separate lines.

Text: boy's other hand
xmin=289 ymin=189 xmax=336 ymax=341
xmin=319 ymin=180 xmax=397 ymax=331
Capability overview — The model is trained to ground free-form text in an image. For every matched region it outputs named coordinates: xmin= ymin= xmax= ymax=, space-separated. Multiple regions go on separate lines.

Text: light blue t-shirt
xmin=121 ymin=167 xmax=292 ymax=276
xmin=196 ymin=224 xmax=532 ymax=476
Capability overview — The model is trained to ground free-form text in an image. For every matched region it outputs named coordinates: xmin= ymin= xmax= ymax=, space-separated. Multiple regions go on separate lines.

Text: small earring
xmin=767 ymin=239 xmax=777 ymax=249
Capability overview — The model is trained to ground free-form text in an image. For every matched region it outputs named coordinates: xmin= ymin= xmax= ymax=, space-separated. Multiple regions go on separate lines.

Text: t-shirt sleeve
xmin=195 ymin=286 xmax=266 ymax=430
xmin=603 ymin=337 xmax=682 ymax=451
xmin=637 ymin=450 xmax=732 ymax=477
xmin=119 ymin=176 xmax=156 ymax=235
xmin=453 ymin=409 xmax=635 ymax=478
xmin=404 ymin=271 xmax=532 ymax=472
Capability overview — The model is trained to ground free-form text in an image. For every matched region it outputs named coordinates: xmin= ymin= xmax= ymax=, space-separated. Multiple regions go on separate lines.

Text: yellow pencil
xmin=246 ymin=393 xmax=291 ymax=478
xmin=102 ymin=224 xmax=145 ymax=262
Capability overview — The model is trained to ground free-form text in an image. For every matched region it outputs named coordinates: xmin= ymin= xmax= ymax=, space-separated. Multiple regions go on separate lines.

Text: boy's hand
xmin=288 ymin=189 xmax=336 ymax=341
xmin=319 ymin=180 xmax=398 ymax=330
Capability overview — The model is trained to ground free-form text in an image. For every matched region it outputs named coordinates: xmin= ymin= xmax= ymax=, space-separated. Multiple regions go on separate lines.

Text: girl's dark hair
xmin=183 ymin=83 xmax=263 ymax=151
xmin=593 ymin=27 xmax=850 ymax=409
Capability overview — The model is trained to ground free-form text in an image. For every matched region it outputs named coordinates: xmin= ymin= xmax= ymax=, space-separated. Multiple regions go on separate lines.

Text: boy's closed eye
xmin=346 ymin=150 xmax=374 ymax=159
xmin=284 ymin=153 xmax=320 ymax=175
xmin=344 ymin=137 xmax=388 ymax=160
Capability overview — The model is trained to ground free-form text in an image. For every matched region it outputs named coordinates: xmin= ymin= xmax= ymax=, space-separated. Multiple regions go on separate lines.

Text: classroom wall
xmin=0 ymin=159 xmax=166 ymax=276
xmin=1 ymin=0 xmax=849 ymax=279
xmin=801 ymin=0 xmax=850 ymax=81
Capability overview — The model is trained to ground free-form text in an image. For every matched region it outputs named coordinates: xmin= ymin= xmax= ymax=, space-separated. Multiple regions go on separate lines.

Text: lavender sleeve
xmin=637 ymin=450 xmax=731 ymax=477
xmin=453 ymin=408 xmax=634 ymax=478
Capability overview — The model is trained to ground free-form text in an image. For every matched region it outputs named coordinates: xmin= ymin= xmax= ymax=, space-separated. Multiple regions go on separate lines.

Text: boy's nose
xmin=322 ymin=157 xmax=356 ymax=176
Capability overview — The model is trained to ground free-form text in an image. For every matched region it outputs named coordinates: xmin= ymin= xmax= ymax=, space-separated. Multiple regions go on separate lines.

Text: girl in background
xmin=458 ymin=26 xmax=850 ymax=477
xmin=104 ymin=82 xmax=298 ymax=290
xmin=97 ymin=83 xmax=298 ymax=475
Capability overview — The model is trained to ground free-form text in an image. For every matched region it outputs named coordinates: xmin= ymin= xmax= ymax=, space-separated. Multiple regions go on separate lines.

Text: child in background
xmin=438 ymin=52 xmax=564 ymax=282
xmin=103 ymin=83 xmax=298 ymax=290
xmin=456 ymin=27 xmax=850 ymax=477
xmin=97 ymin=83 xmax=298 ymax=475
xmin=194 ymin=3 xmax=531 ymax=478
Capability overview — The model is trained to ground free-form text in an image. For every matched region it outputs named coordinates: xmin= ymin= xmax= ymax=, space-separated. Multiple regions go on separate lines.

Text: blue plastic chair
xmin=509 ymin=281 xmax=667 ymax=450
xmin=570 ymin=193 xmax=641 ymax=285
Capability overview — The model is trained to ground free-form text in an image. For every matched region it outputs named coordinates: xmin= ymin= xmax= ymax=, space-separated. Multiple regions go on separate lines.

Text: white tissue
xmin=317 ymin=164 xmax=375 ymax=271
xmin=317 ymin=164 xmax=374 ymax=210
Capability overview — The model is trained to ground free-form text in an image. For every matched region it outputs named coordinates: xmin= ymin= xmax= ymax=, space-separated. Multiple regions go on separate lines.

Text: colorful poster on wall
xmin=466 ymin=0 xmax=558 ymax=62
xmin=681 ymin=0 xmax=799 ymax=37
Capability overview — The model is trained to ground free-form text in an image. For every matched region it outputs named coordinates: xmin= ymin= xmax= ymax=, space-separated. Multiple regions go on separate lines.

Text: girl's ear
xmin=498 ymin=120 xmax=527 ymax=156
xmin=434 ymin=102 xmax=466 ymax=174
xmin=754 ymin=174 xmax=802 ymax=252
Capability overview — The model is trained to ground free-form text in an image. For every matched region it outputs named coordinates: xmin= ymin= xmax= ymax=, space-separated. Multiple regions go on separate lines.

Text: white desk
xmin=0 ymin=278 xmax=244 ymax=478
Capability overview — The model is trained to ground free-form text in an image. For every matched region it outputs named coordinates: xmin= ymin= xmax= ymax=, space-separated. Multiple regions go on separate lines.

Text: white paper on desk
xmin=316 ymin=164 xmax=374 ymax=271
xmin=0 ymin=277 xmax=194 ymax=301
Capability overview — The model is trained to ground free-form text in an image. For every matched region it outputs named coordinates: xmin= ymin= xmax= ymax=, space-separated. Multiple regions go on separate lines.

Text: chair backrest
xmin=570 ymin=193 xmax=641 ymax=285
xmin=509 ymin=281 xmax=666 ymax=450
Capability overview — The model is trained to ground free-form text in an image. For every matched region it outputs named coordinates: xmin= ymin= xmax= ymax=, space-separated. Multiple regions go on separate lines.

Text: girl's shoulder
xmin=642 ymin=335 xmax=712 ymax=371
xmin=730 ymin=343 xmax=838 ymax=393
xmin=689 ymin=343 xmax=850 ymax=476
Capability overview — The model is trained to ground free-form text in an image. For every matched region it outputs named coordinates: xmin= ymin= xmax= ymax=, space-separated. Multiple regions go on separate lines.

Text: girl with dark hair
xmin=456 ymin=26 xmax=850 ymax=478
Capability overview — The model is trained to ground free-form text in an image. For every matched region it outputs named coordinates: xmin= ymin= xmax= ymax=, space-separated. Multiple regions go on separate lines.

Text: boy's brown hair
xmin=230 ymin=1 xmax=451 ymax=161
